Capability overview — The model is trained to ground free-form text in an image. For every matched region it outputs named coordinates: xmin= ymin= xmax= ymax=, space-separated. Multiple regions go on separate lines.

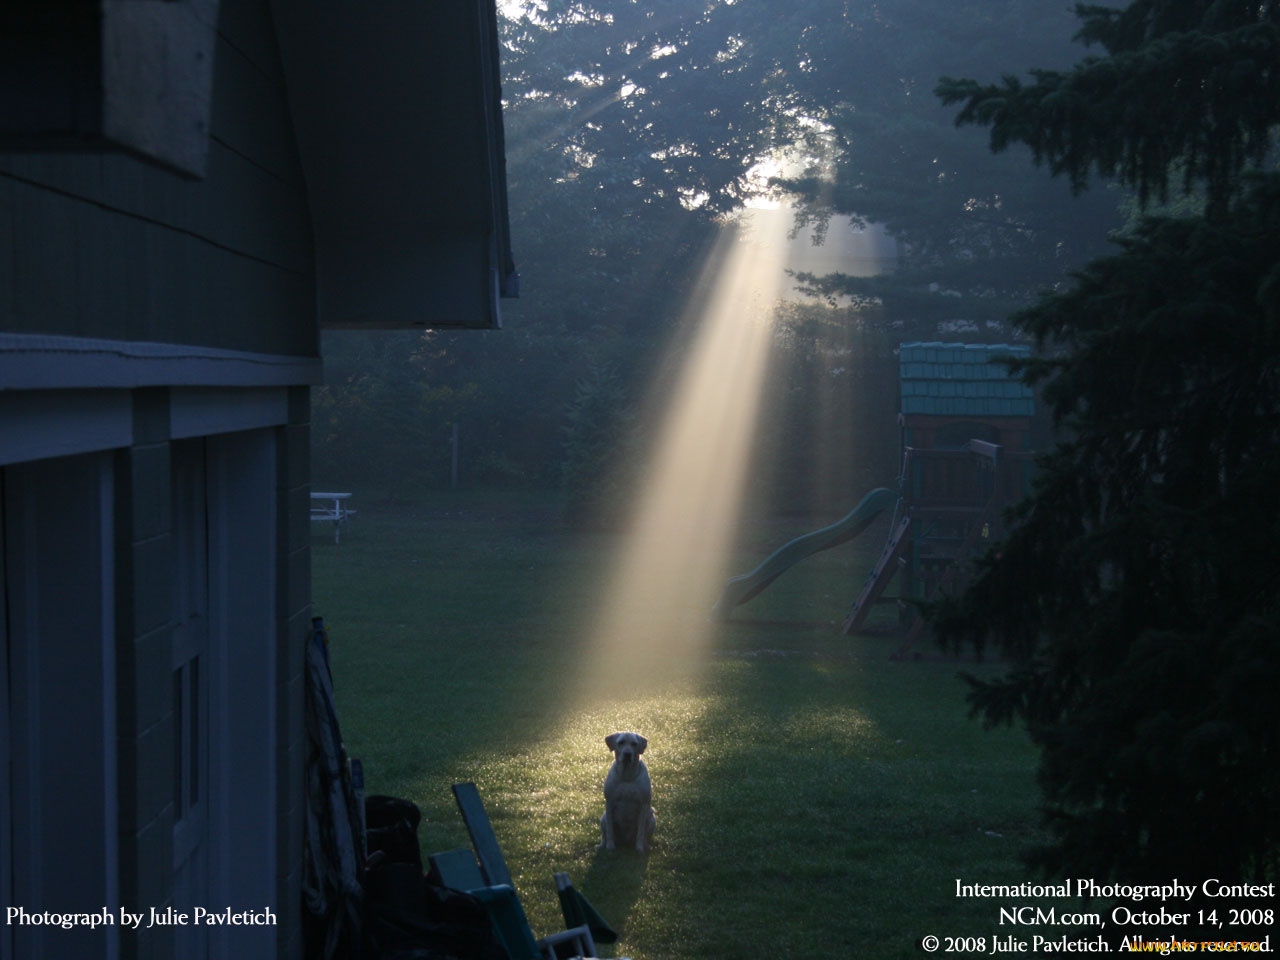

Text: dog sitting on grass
xmin=598 ymin=732 xmax=656 ymax=853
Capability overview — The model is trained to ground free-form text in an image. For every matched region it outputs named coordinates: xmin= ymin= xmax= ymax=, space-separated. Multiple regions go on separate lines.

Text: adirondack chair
xmin=553 ymin=871 xmax=617 ymax=947
xmin=428 ymin=782 xmax=613 ymax=960
xmin=428 ymin=846 xmax=594 ymax=960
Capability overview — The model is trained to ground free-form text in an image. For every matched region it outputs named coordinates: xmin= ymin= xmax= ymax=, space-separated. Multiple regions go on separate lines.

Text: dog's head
xmin=605 ymin=731 xmax=648 ymax=770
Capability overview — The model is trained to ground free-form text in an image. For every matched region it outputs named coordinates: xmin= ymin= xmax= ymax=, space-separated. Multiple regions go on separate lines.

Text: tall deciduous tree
xmin=933 ymin=0 xmax=1280 ymax=882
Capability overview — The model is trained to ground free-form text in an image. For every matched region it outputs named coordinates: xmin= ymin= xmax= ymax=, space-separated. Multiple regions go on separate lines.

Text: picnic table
xmin=311 ymin=492 xmax=356 ymax=544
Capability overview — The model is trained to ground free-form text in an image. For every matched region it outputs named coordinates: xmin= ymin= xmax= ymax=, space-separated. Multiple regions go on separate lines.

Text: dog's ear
xmin=605 ymin=733 xmax=620 ymax=752
xmin=635 ymin=734 xmax=648 ymax=754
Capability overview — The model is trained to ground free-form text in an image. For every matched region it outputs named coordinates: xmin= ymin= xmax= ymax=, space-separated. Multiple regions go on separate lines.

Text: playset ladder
xmin=891 ymin=489 xmax=1000 ymax=658
xmin=843 ymin=515 xmax=912 ymax=635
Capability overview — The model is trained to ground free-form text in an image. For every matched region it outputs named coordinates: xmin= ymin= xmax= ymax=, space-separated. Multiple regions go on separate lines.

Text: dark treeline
xmin=312 ymin=0 xmax=1121 ymax=516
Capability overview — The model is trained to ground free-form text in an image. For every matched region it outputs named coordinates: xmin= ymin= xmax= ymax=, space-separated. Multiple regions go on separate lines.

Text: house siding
xmin=0 ymin=0 xmax=315 ymax=357
xmin=1 ymin=1 xmax=315 ymax=957
xmin=95 ymin=388 xmax=306 ymax=960
xmin=3 ymin=0 xmax=514 ymax=955
xmin=112 ymin=390 xmax=178 ymax=960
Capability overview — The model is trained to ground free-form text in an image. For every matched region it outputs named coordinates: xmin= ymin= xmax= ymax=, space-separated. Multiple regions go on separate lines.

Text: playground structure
xmin=845 ymin=342 xmax=1035 ymax=654
xmin=711 ymin=487 xmax=897 ymax=621
xmin=714 ymin=342 xmax=1036 ymax=654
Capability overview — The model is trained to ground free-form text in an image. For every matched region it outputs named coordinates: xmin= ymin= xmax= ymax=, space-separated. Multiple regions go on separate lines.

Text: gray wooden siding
xmin=0 ymin=0 xmax=316 ymax=358
xmin=111 ymin=388 xmax=308 ymax=960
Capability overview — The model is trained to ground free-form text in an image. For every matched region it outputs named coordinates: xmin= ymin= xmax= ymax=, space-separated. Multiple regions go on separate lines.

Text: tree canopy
xmin=315 ymin=1 xmax=1131 ymax=511
xmin=932 ymin=0 xmax=1280 ymax=883
xmin=939 ymin=0 xmax=1279 ymax=216
xmin=771 ymin=0 xmax=1123 ymax=334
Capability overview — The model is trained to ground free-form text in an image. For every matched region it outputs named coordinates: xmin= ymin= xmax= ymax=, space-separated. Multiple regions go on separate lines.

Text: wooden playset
xmin=843 ymin=342 xmax=1036 ymax=653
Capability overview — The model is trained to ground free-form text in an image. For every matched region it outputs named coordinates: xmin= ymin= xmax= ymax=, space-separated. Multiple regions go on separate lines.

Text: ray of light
xmin=576 ymin=208 xmax=794 ymax=696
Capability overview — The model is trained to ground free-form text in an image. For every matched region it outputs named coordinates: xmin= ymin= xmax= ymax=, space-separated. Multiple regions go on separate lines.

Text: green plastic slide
xmin=711 ymin=487 xmax=897 ymax=620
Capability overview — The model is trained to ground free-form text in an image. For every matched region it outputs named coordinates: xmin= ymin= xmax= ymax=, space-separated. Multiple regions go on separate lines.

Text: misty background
xmin=311 ymin=0 xmax=1122 ymax=518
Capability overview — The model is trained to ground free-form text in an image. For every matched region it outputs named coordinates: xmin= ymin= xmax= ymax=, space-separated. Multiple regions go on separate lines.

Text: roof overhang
xmin=271 ymin=0 xmax=518 ymax=329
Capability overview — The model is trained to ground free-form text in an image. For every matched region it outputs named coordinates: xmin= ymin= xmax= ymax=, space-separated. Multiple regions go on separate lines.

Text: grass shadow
xmin=577 ymin=847 xmax=649 ymax=956
xmin=313 ymin=492 xmax=614 ymax=823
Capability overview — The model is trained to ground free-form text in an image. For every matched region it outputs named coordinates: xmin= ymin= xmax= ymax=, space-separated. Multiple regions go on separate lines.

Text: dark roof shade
xmin=0 ymin=0 xmax=518 ymax=331
xmin=271 ymin=0 xmax=518 ymax=329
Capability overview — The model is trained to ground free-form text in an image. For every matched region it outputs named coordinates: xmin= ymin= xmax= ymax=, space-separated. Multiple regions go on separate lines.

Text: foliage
xmin=559 ymin=362 xmax=636 ymax=525
xmin=316 ymin=0 xmax=1133 ymax=503
xmin=497 ymin=0 xmax=771 ymax=347
xmin=938 ymin=0 xmax=1280 ymax=216
xmin=931 ymin=0 xmax=1280 ymax=882
xmin=757 ymin=302 xmax=901 ymax=511
xmin=501 ymin=0 xmax=811 ymax=216
xmin=312 ymin=332 xmax=479 ymax=496
xmin=770 ymin=0 xmax=1123 ymax=335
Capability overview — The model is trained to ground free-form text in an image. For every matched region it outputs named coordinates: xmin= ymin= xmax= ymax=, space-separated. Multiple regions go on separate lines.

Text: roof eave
xmin=271 ymin=0 xmax=518 ymax=331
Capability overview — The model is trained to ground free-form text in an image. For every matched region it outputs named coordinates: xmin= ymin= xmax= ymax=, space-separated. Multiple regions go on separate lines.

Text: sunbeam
xmin=576 ymin=208 xmax=795 ymax=695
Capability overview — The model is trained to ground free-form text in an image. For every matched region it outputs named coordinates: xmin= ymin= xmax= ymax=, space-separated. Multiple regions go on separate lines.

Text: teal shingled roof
xmin=899 ymin=341 xmax=1034 ymax=417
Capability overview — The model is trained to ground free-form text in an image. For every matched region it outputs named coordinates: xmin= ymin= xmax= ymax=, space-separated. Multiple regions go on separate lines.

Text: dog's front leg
xmin=634 ymin=806 xmax=649 ymax=853
xmin=599 ymin=804 xmax=616 ymax=850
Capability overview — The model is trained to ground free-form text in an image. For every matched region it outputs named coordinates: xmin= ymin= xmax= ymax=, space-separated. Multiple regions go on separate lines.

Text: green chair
xmin=553 ymin=871 xmax=617 ymax=947
xmin=429 ymin=783 xmax=609 ymax=960
xmin=429 ymin=847 xmax=595 ymax=959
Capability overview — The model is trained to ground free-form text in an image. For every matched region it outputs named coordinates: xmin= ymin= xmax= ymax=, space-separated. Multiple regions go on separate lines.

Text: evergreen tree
xmin=772 ymin=0 xmax=1123 ymax=335
xmin=932 ymin=1 xmax=1280 ymax=882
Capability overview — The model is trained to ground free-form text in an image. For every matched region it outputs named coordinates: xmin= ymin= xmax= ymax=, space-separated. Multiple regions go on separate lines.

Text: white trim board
xmin=0 ymin=386 xmax=294 ymax=466
xmin=0 ymin=390 xmax=133 ymax=466
xmin=170 ymin=387 xmax=289 ymax=439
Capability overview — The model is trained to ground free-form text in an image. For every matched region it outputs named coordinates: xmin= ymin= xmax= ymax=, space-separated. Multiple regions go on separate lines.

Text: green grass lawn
xmin=314 ymin=490 xmax=1055 ymax=959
